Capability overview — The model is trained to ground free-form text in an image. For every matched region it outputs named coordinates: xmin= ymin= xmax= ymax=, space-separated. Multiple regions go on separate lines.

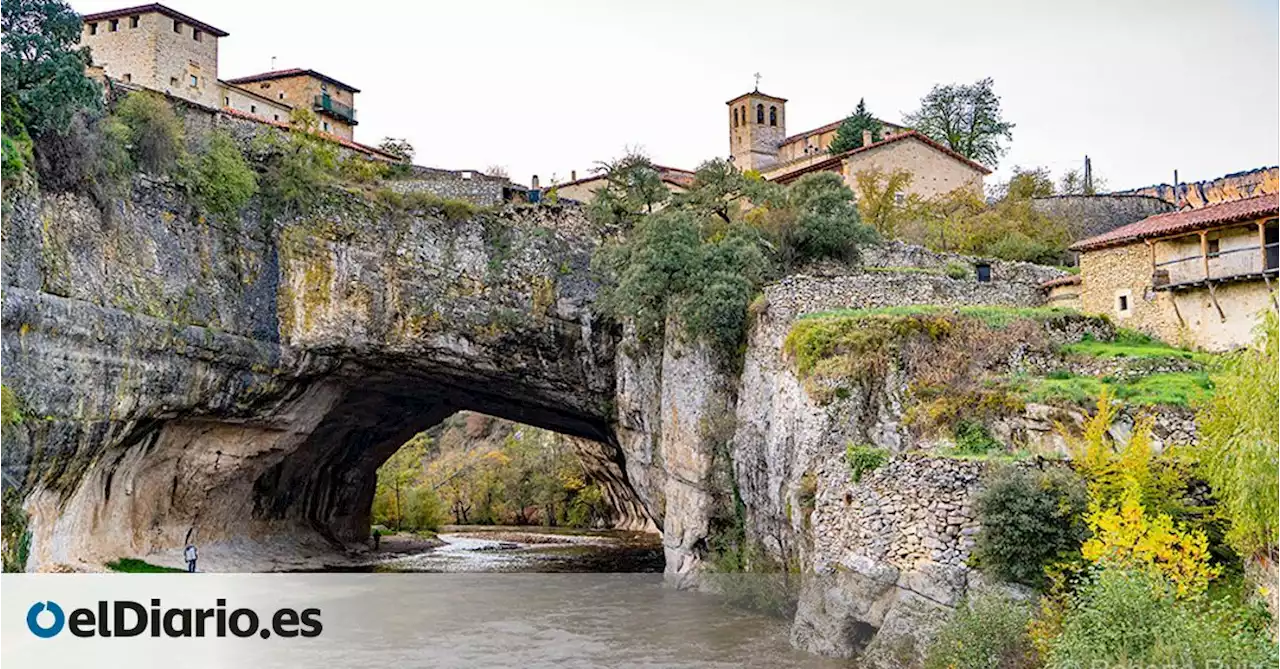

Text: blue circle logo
xmin=27 ymin=601 xmax=65 ymax=638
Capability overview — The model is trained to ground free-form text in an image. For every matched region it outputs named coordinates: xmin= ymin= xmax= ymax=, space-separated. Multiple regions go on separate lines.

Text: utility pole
xmin=1083 ymin=155 xmax=1093 ymax=195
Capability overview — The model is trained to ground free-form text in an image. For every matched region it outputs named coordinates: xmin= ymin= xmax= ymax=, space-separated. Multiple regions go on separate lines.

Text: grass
xmin=105 ymin=558 xmax=185 ymax=573
xmin=797 ymin=305 xmax=1080 ymax=328
xmin=1060 ymin=330 xmax=1203 ymax=362
xmin=1012 ymin=371 xmax=1214 ymax=408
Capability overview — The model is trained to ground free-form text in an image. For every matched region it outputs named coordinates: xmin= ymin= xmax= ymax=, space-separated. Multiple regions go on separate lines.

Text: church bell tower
xmin=727 ymin=87 xmax=786 ymax=173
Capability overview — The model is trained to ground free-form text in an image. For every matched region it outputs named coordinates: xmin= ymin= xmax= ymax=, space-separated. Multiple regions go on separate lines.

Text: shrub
xmin=787 ymin=171 xmax=877 ymax=263
xmin=339 ymin=155 xmax=390 ymax=183
xmin=113 ymin=92 xmax=185 ymax=175
xmin=189 ymin=131 xmax=256 ymax=218
xmin=944 ymin=260 xmax=970 ymax=280
xmin=924 ymin=593 xmax=1037 ymax=669
xmin=249 ymin=127 xmax=338 ymax=216
xmin=952 ymin=419 xmax=1001 ymax=456
xmin=31 ymin=111 xmax=131 ymax=200
xmin=1196 ymin=310 xmax=1278 ymax=562
xmin=846 ymin=444 xmax=888 ymax=483
xmin=973 ymin=465 xmax=1089 ymax=587
xmin=1046 ymin=566 xmax=1279 ymax=669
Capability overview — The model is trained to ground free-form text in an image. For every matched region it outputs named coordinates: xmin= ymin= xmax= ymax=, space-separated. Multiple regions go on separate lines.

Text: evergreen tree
xmin=2 ymin=0 xmax=101 ymax=136
xmin=827 ymin=99 xmax=882 ymax=154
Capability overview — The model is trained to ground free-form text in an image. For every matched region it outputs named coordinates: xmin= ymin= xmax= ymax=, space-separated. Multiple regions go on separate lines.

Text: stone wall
xmin=82 ymin=11 xmax=222 ymax=108
xmin=1032 ymin=194 xmax=1174 ymax=241
xmin=384 ymin=166 xmax=509 ymax=206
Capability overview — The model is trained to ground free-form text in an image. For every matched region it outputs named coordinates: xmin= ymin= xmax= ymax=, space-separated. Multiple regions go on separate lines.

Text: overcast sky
xmin=76 ymin=0 xmax=1279 ymax=191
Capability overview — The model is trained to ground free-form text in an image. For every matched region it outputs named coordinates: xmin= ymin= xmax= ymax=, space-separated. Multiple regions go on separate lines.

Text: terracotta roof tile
xmin=1040 ymin=274 xmax=1081 ymax=289
xmin=82 ymin=3 xmax=229 ymax=37
xmin=218 ymin=107 xmax=397 ymax=161
xmin=1070 ymin=194 xmax=1279 ymax=251
xmin=225 ymin=68 xmax=360 ymax=93
xmin=770 ymin=131 xmax=992 ymax=184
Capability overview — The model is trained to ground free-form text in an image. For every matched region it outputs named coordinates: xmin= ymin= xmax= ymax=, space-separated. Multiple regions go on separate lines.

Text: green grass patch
xmin=1060 ymin=330 xmax=1202 ymax=362
xmin=1013 ymin=371 xmax=1213 ymax=408
xmin=797 ymin=305 xmax=1080 ymax=328
xmin=105 ymin=558 xmax=185 ymax=573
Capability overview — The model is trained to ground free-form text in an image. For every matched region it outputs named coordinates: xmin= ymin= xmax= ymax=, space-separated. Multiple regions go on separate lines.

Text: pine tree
xmin=827 ymin=99 xmax=882 ymax=154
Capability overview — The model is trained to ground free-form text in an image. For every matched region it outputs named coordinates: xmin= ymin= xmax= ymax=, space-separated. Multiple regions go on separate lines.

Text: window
xmin=123 ymin=73 xmax=132 ymax=83
xmin=278 ymin=92 xmax=285 ymax=100
xmin=1118 ymin=294 xmax=1129 ymax=312
xmin=732 ymin=108 xmax=738 ymax=128
xmin=321 ymin=82 xmax=328 ymax=92
xmin=1207 ymin=238 xmax=1220 ymax=257
xmin=975 ymin=263 xmax=992 ymax=283
xmin=756 ymin=103 xmax=764 ymax=124
xmin=109 ymin=19 xmax=119 ymax=31
xmin=130 ymin=16 xmax=139 ymax=28
xmin=250 ymin=104 xmax=256 ymax=113
xmin=190 ymin=74 xmax=198 ymax=87
xmin=224 ymin=96 xmax=229 ymax=105
xmin=193 ymin=29 xmax=202 ymax=42
xmin=1114 ymin=289 xmax=1133 ymax=317
xmin=769 ymin=106 xmax=777 ymax=126
xmin=273 ymin=114 xmax=280 ymax=121
xmin=322 ymin=121 xmax=330 ymax=132
xmin=169 ymin=76 xmax=178 ymax=87
xmin=173 ymin=20 xmax=182 ymax=33
xmin=88 ymin=22 xmax=98 ymax=35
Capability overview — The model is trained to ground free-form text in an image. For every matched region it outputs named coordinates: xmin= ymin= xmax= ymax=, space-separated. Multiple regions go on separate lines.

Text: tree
xmin=1 ymin=0 xmax=101 ymax=136
xmin=374 ymin=434 xmax=429 ymax=531
xmin=787 ymin=171 xmax=876 ymax=263
xmin=377 ymin=137 xmax=414 ymax=163
xmin=114 ymin=91 xmax=185 ymax=175
xmin=189 ymin=130 xmax=257 ymax=218
xmin=1058 ymin=167 xmax=1107 ymax=196
xmin=996 ymin=166 xmax=1055 ymax=201
xmin=587 ymin=151 xmax=670 ymax=230
xmin=903 ymin=78 xmax=1014 ymax=169
xmin=827 ymin=98 xmax=883 ymax=154
xmin=1196 ymin=312 xmax=1279 ymax=564
xmin=852 ymin=167 xmax=920 ymax=237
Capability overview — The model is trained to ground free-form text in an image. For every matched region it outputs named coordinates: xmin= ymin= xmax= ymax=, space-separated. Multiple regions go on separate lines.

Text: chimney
xmin=531 ymin=175 xmax=540 ymax=190
xmin=862 ymin=130 xmax=873 ymax=147
xmin=571 ymin=170 xmax=577 ymax=181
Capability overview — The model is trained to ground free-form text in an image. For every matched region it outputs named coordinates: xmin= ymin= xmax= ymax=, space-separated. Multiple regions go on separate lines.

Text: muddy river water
xmin=311 ymin=527 xmax=849 ymax=668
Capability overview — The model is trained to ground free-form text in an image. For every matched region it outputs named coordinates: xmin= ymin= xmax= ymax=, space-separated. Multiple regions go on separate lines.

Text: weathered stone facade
xmin=384 ymin=166 xmax=510 ymax=206
xmin=81 ymin=7 xmax=224 ymax=108
xmin=841 ymin=136 xmax=985 ymax=200
xmin=727 ymin=90 xmax=788 ymax=172
xmin=226 ymin=71 xmax=359 ymax=140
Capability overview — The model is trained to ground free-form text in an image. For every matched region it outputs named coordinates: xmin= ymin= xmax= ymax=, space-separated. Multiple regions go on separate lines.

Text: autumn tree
xmin=827 ymin=98 xmax=883 ymax=154
xmin=903 ymin=78 xmax=1014 ymax=169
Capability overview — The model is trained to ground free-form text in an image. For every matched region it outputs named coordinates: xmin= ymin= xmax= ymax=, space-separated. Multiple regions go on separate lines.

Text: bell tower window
xmin=733 ymin=108 xmax=739 ymax=128
xmin=756 ymin=104 xmax=764 ymax=124
xmin=769 ymin=106 xmax=777 ymax=126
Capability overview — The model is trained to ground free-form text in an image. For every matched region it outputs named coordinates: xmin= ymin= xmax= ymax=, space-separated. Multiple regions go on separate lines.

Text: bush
xmin=787 ymin=171 xmax=877 ymax=263
xmin=1046 ymin=567 xmax=1278 ymax=668
xmin=114 ymin=92 xmax=185 ymax=175
xmin=944 ymin=260 xmax=970 ymax=280
xmin=189 ymin=131 xmax=257 ymax=218
xmin=925 ymin=593 xmax=1037 ymax=669
xmin=846 ymin=444 xmax=889 ymax=482
xmin=249 ymin=127 xmax=338 ymax=216
xmin=31 ymin=111 xmax=131 ymax=199
xmin=952 ymin=419 xmax=1001 ymax=456
xmin=972 ymin=465 xmax=1089 ymax=587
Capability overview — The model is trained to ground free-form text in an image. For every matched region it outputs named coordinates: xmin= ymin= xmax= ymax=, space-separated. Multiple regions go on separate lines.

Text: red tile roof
xmin=771 ymin=131 xmax=992 ymax=184
xmin=551 ymin=164 xmax=694 ymax=190
xmin=225 ymin=68 xmax=360 ymax=93
xmin=726 ymin=90 xmax=788 ymax=105
xmin=1040 ymin=274 xmax=1081 ymax=289
xmin=780 ymin=119 xmax=906 ymax=147
xmin=1071 ymin=194 xmax=1279 ymax=251
xmin=82 ymin=3 xmax=229 ymax=37
xmin=218 ymin=106 xmax=398 ymax=161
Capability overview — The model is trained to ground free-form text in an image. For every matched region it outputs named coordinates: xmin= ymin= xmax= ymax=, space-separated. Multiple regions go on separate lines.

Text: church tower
xmin=727 ymin=89 xmax=787 ymax=172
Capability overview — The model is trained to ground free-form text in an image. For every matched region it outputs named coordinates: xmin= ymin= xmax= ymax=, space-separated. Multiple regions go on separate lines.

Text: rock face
xmin=2 ymin=179 xmax=643 ymax=568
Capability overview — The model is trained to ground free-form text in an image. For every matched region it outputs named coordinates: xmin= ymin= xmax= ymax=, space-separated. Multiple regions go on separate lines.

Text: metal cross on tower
xmin=753 ymin=72 xmax=762 ymax=90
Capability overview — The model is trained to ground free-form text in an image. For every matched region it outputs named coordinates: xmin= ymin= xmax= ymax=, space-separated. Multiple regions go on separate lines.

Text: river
xmin=306 ymin=526 xmax=849 ymax=668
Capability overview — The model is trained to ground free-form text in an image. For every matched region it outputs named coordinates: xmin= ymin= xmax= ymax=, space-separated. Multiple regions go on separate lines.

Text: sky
xmin=75 ymin=0 xmax=1279 ymax=191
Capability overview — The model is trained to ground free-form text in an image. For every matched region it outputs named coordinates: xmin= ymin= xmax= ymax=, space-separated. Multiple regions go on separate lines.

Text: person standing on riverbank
xmin=184 ymin=544 xmax=198 ymax=572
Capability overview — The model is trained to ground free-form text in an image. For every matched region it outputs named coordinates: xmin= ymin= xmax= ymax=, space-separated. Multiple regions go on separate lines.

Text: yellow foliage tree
xmin=1081 ymin=483 xmax=1220 ymax=598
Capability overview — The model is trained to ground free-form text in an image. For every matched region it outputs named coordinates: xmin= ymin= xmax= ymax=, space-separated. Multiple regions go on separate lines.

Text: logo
xmin=27 ymin=601 xmax=66 ymax=638
xmin=24 ymin=599 xmax=320 ymax=639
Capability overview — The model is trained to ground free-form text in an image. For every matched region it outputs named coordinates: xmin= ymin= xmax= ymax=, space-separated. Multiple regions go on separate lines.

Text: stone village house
xmin=1068 ymin=194 xmax=1279 ymax=351
xmin=544 ymin=87 xmax=989 ymax=204
xmin=79 ymin=3 xmax=383 ymax=153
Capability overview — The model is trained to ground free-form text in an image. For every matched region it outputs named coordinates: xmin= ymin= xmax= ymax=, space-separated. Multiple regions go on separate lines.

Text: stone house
xmin=80 ymin=3 xmax=228 ymax=109
xmin=725 ymin=88 xmax=989 ymax=200
xmin=224 ymin=69 xmax=360 ymax=140
xmin=548 ymin=165 xmax=695 ymax=204
xmin=1071 ymin=194 xmax=1279 ymax=351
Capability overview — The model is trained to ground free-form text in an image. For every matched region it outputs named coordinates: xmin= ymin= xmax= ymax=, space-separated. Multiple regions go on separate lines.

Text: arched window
xmin=741 ymin=106 xmax=747 ymax=125
xmin=756 ymin=104 xmax=764 ymax=124
xmin=769 ymin=106 xmax=777 ymax=126
xmin=733 ymin=108 xmax=739 ymax=128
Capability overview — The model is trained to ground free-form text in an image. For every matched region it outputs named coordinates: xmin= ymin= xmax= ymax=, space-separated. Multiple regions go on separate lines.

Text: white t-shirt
xmin=184 ymin=545 xmax=197 ymax=561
